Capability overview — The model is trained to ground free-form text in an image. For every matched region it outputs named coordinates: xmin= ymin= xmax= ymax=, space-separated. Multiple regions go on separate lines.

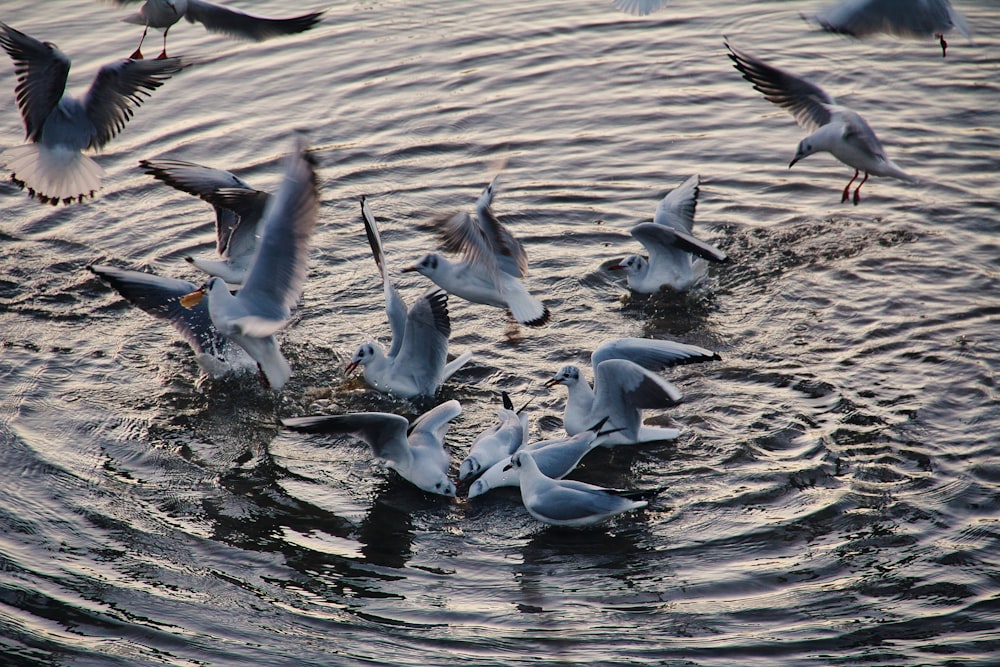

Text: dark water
xmin=1 ymin=1 xmax=998 ymax=665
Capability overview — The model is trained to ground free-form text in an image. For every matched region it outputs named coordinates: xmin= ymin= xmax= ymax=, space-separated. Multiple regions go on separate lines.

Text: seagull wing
xmin=592 ymin=359 xmax=682 ymax=439
xmin=88 ymin=264 xmax=228 ymax=360
xmin=725 ymin=40 xmax=834 ymax=133
xmin=409 ymin=399 xmax=462 ymax=444
xmin=654 ymin=174 xmax=700 ymax=233
xmin=282 ymin=412 xmax=413 ymax=469
xmin=392 ymin=289 xmax=451 ymax=391
xmin=630 ymin=223 xmax=729 ymax=264
xmin=184 ymin=0 xmax=324 ymax=41
xmin=84 ymin=56 xmax=187 ymax=150
xmin=235 ymin=139 xmax=319 ymax=336
xmin=592 ymin=337 xmax=720 ymax=374
xmin=0 ymin=22 xmax=70 ymax=142
xmin=361 ymin=197 xmax=407 ymax=358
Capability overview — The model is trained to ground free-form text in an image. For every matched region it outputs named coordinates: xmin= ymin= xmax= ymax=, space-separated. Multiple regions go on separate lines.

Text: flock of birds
xmin=1 ymin=0 xmax=974 ymax=528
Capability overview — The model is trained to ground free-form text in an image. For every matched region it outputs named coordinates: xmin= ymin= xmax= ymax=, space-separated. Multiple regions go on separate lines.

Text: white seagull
xmin=140 ymin=158 xmax=269 ymax=286
xmin=114 ymin=0 xmax=324 ymax=60
xmin=282 ymin=400 xmax=462 ymax=497
xmin=504 ymin=450 xmax=664 ymax=528
xmin=403 ymin=176 xmax=551 ymax=327
xmin=544 ymin=337 xmax=720 ymax=446
xmin=726 ymin=39 xmax=916 ymax=205
xmin=458 ymin=392 xmax=530 ymax=482
xmin=806 ymin=0 xmax=970 ymax=57
xmin=0 ymin=21 xmax=187 ymax=204
xmin=346 ymin=197 xmax=473 ymax=399
xmin=179 ymin=138 xmax=318 ymax=391
xmin=467 ymin=417 xmax=616 ymax=499
xmin=88 ymin=264 xmax=254 ymax=379
xmin=610 ymin=175 xmax=729 ymax=293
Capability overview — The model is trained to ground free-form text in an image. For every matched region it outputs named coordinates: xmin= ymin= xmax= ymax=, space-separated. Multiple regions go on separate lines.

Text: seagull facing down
xmin=504 ymin=450 xmax=664 ymax=528
xmin=610 ymin=175 xmax=729 ymax=293
xmin=0 ymin=21 xmax=187 ymax=204
xmin=180 ymin=138 xmax=319 ymax=391
xmin=404 ymin=175 xmax=551 ymax=327
xmin=347 ymin=198 xmax=473 ymax=399
xmin=544 ymin=337 xmax=720 ymax=446
xmin=458 ymin=392 xmax=530 ymax=482
xmin=726 ymin=39 xmax=916 ymax=205
xmin=115 ymin=0 xmax=324 ymax=60
xmin=282 ymin=400 xmax=462 ymax=497
xmin=806 ymin=0 xmax=970 ymax=57
xmin=140 ymin=158 xmax=270 ymax=286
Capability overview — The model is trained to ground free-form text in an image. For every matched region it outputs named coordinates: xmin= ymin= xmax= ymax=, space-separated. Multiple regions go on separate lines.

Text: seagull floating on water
xmin=610 ymin=175 xmax=729 ymax=293
xmin=404 ymin=175 xmax=551 ymax=327
xmin=726 ymin=39 xmax=916 ymax=205
xmin=282 ymin=400 xmax=462 ymax=497
xmin=88 ymin=264 xmax=254 ymax=379
xmin=140 ymin=158 xmax=269 ymax=286
xmin=346 ymin=198 xmax=473 ymax=399
xmin=458 ymin=392 xmax=530 ymax=482
xmin=806 ymin=0 xmax=970 ymax=57
xmin=467 ymin=417 xmax=616 ymax=499
xmin=179 ymin=138 xmax=318 ymax=391
xmin=504 ymin=450 xmax=665 ymax=528
xmin=114 ymin=0 xmax=324 ymax=60
xmin=545 ymin=337 xmax=720 ymax=446
xmin=0 ymin=21 xmax=187 ymax=204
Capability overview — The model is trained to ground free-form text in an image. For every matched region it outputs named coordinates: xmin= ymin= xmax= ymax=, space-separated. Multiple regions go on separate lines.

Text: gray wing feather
xmin=592 ymin=338 xmax=720 ymax=374
xmin=361 ymin=197 xmax=407 ymax=358
xmin=282 ymin=412 xmax=412 ymax=467
xmin=654 ymin=174 xmax=700 ymax=233
xmin=630 ymin=223 xmax=728 ymax=263
xmin=185 ymin=0 xmax=323 ymax=41
xmin=0 ymin=22 xmax=70 ymax=142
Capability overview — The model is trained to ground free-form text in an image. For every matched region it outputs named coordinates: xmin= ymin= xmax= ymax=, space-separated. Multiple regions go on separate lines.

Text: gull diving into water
xmin=544 ymin=337 xmax=720 ymax=446
xmin=404 ymin=175 xmax=551 ymax=327
xmin=282 ymin=400 xmax=462 ymax=497
xmin=179 ymin=138 xmax=319 ymax=391
xmin=725 ymin=39 xmax=916 ymax=205
xmin=806 ymin=0 xmax=970 ymax=57
xmin=610 ymin=175 xmax=729 ymax=293
xmin=346 ymin=197 xmax=473 ymax=399
xmin=0 ymin=21 xmax=187 ymax=204
xmin=504 ymin=450 xmax=665 ymax=528
xmin=113 ymin=0 xmax=325 ymax=60
xmin=140 ymin=158 xmax=270 ymax=286
xmin=458 ymin=392 xmax=530 ymax=483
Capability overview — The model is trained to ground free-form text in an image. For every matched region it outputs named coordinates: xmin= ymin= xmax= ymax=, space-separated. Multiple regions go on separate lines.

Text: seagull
xmin=139 ymin=158 xmax=270 ymax=286
xmin=282 ymin=400 xmax=462 ymax=497
xmin=346 ymin=197 xmax=473 ymax=399
xmin=467 ymin=417 xmax=616 ymax=499
xmin=88 ymin=263 xmax=253 ymax=379
xmin=504 ymin=450 xmax=664 ymax=528
xmin=403 ymin=175 xmax=551 ymax=327
xmin=0 ymin=21 xmax=187 ymax=204
xmin=609 ymin=175 xmax=729 ymax=293
xmin=725 ymin=39 xmax=916 ymax=205
xmin=458 ymin=392 xmax=530 ymax=482
xmin=544 ymin=337 xmax=720 ymax=446
xmin=806 ymin=0 xmax=970 ymax=57
xmin=114 ymin=0 xmax=325 ymax=60
xmin=179 ymin=137 xmax=318 ymax=391
xmin=611 ymin=0 xmax=669 ymax=16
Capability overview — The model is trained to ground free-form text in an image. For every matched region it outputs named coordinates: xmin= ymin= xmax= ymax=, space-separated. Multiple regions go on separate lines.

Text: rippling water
xmin=1 ymin=1 xmax=998 ymax=665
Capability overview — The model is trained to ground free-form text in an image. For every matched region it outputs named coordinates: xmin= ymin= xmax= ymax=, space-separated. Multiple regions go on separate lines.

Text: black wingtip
xmin=523 ymin=306 xmax=551 ymax=328
xmin=501 ymin=391 xmax=514 ymax=411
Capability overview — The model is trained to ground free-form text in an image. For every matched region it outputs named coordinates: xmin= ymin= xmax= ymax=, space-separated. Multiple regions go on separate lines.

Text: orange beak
xmin=179 ymin=287 xmax=206 ymax=309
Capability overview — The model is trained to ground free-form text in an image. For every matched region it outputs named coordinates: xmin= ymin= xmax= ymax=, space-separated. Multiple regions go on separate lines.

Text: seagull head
xmin=402 ymin=252 xmax=443 ymax=277
xmin=503 ymin=450 xmax=536 ymax=473
xmin=789 ymin=139 xmax=816 ymax=168
xmin=544 ymin=365 xmax=580 ymax=389
xmin=345 ymin=342 xmax=381 ymax=375
xmin=608 ymin=255 xmax=645 ymax=276
xmin=458 ymin=456 xmax=481 ymax=482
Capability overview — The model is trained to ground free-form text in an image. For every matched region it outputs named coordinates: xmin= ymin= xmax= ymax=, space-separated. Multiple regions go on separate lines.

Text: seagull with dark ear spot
xmin=0 ymin=21 xmax=188 ymax=204
xmin=114 ymin=0 xmax=324 ymax=60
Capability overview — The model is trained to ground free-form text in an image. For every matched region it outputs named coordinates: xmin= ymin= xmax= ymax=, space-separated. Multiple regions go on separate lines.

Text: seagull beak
xmin=400 ymin=265 xmax=417 ymax=273
xmin=543 ymin=378 xmax=562 ymax=388
xmin=344 ymin=360 xmax=360 ymax=375
xmin=608 ymin=263 xmax=624 ymax=271
xmin=788 ymin=156 xmax=800 ymax=168
xmin=179 ymin=287 xmax=205 ymax=309
xmin=502 ymin=463 xmax=513 ymax=472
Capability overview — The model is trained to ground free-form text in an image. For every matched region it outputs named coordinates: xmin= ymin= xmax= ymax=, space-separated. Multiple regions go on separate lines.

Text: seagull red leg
xmin=852 ymin=171 xmax=869 ymax=205
xmin=936 ymin=33 xmax=948 ymax=57
xmin=156 ymin=27 xmax=169 ymax=59
xmin=129 ymin=25 xmax=148 ymax=60
xmin=841 ymin=169 xmax=859 ymax=203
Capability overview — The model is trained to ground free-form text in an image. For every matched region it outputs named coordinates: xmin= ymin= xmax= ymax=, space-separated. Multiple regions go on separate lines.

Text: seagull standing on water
xmin=346 ymin=198 xmax=473 ymax=399
xmin=282 ymin=400 xmax=462 ymax=497
xmin=140 ymin=158 xmax=270 ymax=286
xmin=0 ymin=21 xmax=187 ymax=204
xmin=114 ymin=0 xmax=324 ymax=60
xmin=504 ymin=450 xmax=664 ymax=528
xmin=179 ymin=138 xmax=319 ymax=391
xmin=806 ymin=0 xmax=970 ymax=57
xmin=726 ymin=39 xmax=915 ymax=205
xmin=404 ymin=176 xmax=551 ymax=327
xmin=610 ymin=174 xmax=729 ymax=293
xmin=545 ymin=337 xmax=720 ymax=446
